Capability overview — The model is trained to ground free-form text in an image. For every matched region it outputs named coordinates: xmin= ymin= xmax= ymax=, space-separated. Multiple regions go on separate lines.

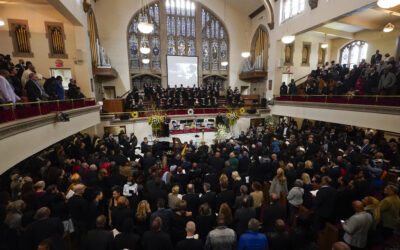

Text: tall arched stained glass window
xmin=339 ymin=40 xmax=368 ymax=68
xmin=166 ymin=0 xmax=196 ymax=56
xmin=127 ymin=2 xmax=161 ymax=70
xmin=202 ymin=8 xmax=229 ymax=71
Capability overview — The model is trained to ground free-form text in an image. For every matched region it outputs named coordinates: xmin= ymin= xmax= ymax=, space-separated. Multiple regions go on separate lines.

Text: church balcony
xmin=0 ymin=100 xmax=101 ymax=174
xmin=271 ymin=95 xmax=400 ymax=133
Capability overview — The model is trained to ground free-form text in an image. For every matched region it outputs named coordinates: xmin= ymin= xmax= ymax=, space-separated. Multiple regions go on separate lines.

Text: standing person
xmin=379 ymin=184 xmax=400 ymax=239
xmin=342 ymin=201 xmax=373 ymax=249
xmin=287 ymin=179 xmax=304 ymax=225
xmin=371 ymin=50 xmax=382 ymax=65
xmin=21 ymin=61 xmax=35 ymax=87
xmin=84 ymin=215 xmax=114 ymax=250
xmin=55 ymin=76 xmax=65 ymax=100
xmin=313 ymin=176 xmax=337 ymax=232
xmin=176 ymin=221 xmax=203 ymax=250
xmin=238 ymin=219 xmax=268 ymax=250
xmin=204 ymin=214 xmax=237 ymax=250
xmin=280 ymin=82 xmax=288 ymax=96
xmin=378 ymin=66 xmax=396 ymax=95
xmin=142 ymin=216 xmax=173 ymax=250
xmin=25 ymin=73 xmax=49 ymax=101
xmin=269 ymin=168 xmax=288 ymax=199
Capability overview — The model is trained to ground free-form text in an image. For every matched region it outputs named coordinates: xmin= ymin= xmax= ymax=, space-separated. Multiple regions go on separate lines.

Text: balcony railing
xmin=0 ymin=98 xmax=96 ymax=124
xmin=275 ymin=95 xmax=400 ymax=106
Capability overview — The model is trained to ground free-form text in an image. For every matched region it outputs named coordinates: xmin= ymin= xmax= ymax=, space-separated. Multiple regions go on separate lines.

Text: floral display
xmin=215 ymin=124 xmax=229 ymax=142
xmin=148 ymin=114 xmax=164 ymax=134
xmin=226 ymin=111 xmax=240 ymax=129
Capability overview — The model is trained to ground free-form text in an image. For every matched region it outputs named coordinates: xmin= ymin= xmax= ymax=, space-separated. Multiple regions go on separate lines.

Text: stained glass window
xmin=166 ymin=0 xmax=196 ymax=56
xmin=202 ymin=8 xmax=229 ymax=71
xmin=340 ymin=40 xmax=368 ymax=68
xmin=128 ymin=2 xmax=160 ymax=70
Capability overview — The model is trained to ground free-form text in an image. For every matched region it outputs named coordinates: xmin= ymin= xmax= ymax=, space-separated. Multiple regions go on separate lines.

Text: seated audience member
xmin=0 ymin=69 xmax=20 ymax=104
xmin=176 ymin=221 xmax=203 ymax=250
xmin=204 ymin=214 xmax=236 ymax=250
xmin=238 ymin=218 xmax=268 ymax=250
xmin=25 ymin=73 xmax=49 ymax=101
xmin=84 ymin=215 xmax=113 ymax=250
xmin=142 ymin=216 xmax=173 ymax=250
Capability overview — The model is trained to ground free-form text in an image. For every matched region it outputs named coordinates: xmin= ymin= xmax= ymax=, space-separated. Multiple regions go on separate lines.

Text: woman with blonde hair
xmin=168 ymin=185 xmax=181 ymax=209
xmin=34 ymin=181 xmax=46 ymax=199
xmin=304 ymin=160 xmax=314 ymax=176
xmin=67 ymin=173 xmax=84 ymax=194
xmin=219 ymin=203 xmax=233 ymax=226
xmin=232 ymin=171 xmax=244 ymax=196
xmin=219 ymin=173 xmax=229 ymax=185
xmin=301 ymin=173 xmax=313 ymax=209
xmin=135 ymin=200 xmax=151 ymax=236
xmin=269 ymin=168 xmax=288 ymax=198
xmin=250 ymin=181 xmax=264 ymax=209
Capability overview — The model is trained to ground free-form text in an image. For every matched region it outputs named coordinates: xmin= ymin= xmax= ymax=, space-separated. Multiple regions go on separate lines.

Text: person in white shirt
xmin=123 ymin=176 xmax=138 ymax=197
xmin=21 ymin=61 xmax=35 ymax=87
xmin=0 ymin=69 xmax=20 ymax=105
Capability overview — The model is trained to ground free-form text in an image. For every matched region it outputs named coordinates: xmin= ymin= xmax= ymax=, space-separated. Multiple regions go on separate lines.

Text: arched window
xmin=339 ymin=40 xmax=368 ymax=67
xmin=280 ymin=0 xmax=306 ymax=23
xmin=201 ymin=8 xmax=229 ymax=71
xmin=166 ymin=0 xmax=196 ymax=56
xmin=127 ymin=2 xmax=161 ymax=70
xmin=127 ymin=1 xmax=229 ymax=85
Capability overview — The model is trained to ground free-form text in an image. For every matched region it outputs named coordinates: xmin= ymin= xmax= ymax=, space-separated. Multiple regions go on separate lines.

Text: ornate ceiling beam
xmin=262 ymin=0 xmax=274 ymax=30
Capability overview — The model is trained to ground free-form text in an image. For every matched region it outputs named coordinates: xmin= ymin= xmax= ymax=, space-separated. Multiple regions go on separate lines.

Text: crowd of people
xmin=125 ymin=83 xmax=243 ymax=111
xmin=280 ymin=50 xmax=400 ymax=96
xmin=0 ymin=119 xmax=399 ymax=250
xmin=0 ymin=53 xmax=85 ymax=105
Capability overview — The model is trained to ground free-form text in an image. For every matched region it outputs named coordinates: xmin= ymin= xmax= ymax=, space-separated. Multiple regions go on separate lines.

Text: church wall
xmin=92 ymin=0 xmax=250 ymax=96
xmin=0 ymin=3 xmax=94 ymax=97
xmin=329 ymin=25 xmax=400 ymax=64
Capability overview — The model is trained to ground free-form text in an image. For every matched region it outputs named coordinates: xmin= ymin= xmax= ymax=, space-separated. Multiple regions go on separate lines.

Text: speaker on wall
xmin=119 ymin=114 xmax=130 ymax=120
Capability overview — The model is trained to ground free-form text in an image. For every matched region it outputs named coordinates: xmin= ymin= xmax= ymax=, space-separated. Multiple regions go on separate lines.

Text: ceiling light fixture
xmin=321 ymin=33 xmax=329 ymax=49
xmin=383 ymin=22 xmax=395 ymax=32
xmin=0 ymin=20 xmax=4 ymax=26
xmin=138 ymin=0 xmax=154 ymax=34
xmin=281 ymin=35 xmax=295 ymax=44
xmin=377 ymin=0 xmax=400 ymax=9
xmin=241 ymin=52 xmax=251 ymax=58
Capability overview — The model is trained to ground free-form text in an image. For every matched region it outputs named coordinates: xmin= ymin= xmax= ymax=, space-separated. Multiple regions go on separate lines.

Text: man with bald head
xmin=342 ymin=200 xmax=373 ymax=249
xmin=332 ymin=241 xmax=351 ymax=250
xmin=176 ymin=221 xmax=203 ymax=250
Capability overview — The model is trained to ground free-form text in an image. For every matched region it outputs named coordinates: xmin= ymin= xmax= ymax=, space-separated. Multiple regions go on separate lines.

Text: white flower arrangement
xmin=226 ymin=111 xmax=240 ymax=129
xmin=148 ymin=115 xmax=164 ymax=132
xmin=216 ymin=124 xmax=228 ymax=143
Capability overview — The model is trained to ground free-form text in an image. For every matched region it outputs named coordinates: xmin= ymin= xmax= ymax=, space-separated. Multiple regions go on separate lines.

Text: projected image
xmin=167 ymin=56 xmax=198 ymax=87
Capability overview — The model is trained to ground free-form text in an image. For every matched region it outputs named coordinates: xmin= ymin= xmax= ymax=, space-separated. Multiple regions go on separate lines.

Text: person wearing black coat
xmin=267 ymin=219 xmax=291 ymax=250
xmin=195 ymin=203 xmax=215 ymax=240
xmin=84 ymin=215 xmax=113 ymax=250
xmin=216 ymin=182 xmax=235 ymax=209
xmin=280 ymin=82 xmax=288 ymax=96
xmin=262 ymin=194 xmax=286 ymax=233
xmin=24 ymin=207 xmax=65 ymax=250
xmin=199 ymin=183 xmax=217 ymax=212
xmin=25 ymin=74 xmax=48 ymax=101
xmin=142 ymin=217 xmax=173 ymax=250
xmin=111 ymin=197 xmax=132 ymax=232
xmin=313 ymin=176 xmax=337 ymax=231
xmin=113 ymin=218 xmax=140 ymax=250
xmin=234 ymin=196 xmax=256 ymax=236
xmin=182 ymin=184 xmax=200 ymax=217
xmin=176 ymin=221 xmax=203 ymax=250
xmin=208 ymin=152 xmax=225 ymax=175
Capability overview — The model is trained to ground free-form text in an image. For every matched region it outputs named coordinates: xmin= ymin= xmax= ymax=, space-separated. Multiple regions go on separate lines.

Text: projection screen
xmin=167 ymin=56 xmax=198 ymax=87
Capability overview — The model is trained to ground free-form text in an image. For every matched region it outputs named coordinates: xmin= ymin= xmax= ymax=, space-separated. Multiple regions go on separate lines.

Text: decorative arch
xmin=339 ymin=40 xmax=368 ymax=67
xmin=126 ymin=0 xmax=230 ymax=87
xmin=262 ymin=0 xmax=274 ymax=30
xmin=250 ymin=25 xmax=269 ymax=71
xmin=127 ymin=1 xmax=161 ymax=71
